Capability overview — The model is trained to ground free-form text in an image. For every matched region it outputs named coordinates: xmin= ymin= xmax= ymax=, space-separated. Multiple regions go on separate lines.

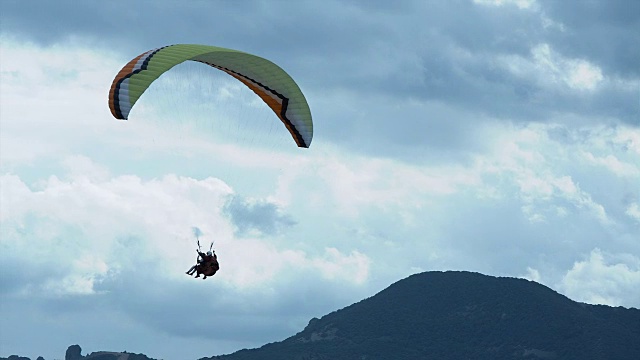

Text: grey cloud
xmin=87 ymin=260 xmax=367 ymax=344
xmin=3 ymin=0 xmax=637 ymax=165
xmin=0 ymin=256 xmax=50 ymax=296
xmin=224 ymin=195 xmax=297 ymax=236
xmin=539 ymin=0 xmax=640 ymax=78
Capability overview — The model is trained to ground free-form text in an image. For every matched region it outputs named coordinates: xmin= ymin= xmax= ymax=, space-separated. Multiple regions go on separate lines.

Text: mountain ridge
xmin=203 ymin=271 xmax=640 ymax=359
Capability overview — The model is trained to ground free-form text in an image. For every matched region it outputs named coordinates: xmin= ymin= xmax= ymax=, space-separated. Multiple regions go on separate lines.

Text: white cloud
xmin=313 ymin=248 xmax=371 ymax=284
xmin=1 ymin=36 xmax=639 ymax=360
xmin=616 ymin=129 xmax=640 ymax=155
xmin=308 ymin=149 xmax=480 ymax=220
xmin=521 ymin=267 xmax=542 ymax=282
xmin=565 ymin=59 xmax=604 ymax=91
xmin=626 ymin=203 xmax=640 ymax=222
xmin=216 ymin=240 xmax=371 ymax=289
xmin=500 ymin=43 xmax=604 ymax=92
xmin=0 ymin=157 xmax=375 ymax=296
xmin=2 ymin=38 xmax=631 ymax=236
xmin=42 ymin=254 xmax=112 ymax=296
xmin=0 ymin=164 xmax=231 ymax=293
xmin=473 ymin=123 xmax=618 ymax=225
xmin=473 ymin=0 xmax=538 ymax=10
xmin=581 ymin=151 xmax=640 ymax=177
xmin=557 ymin=248 xmax=640 ymax=307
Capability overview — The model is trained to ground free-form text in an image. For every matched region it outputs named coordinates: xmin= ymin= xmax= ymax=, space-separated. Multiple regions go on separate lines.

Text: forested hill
xmin=204 ymin=271 xmax=640 ymax=360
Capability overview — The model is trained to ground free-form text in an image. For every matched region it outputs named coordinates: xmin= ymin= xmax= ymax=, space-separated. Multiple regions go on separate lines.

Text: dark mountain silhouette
xmin=4 ymin=271 xmax=639 ymax=360
xmin=203 ymin=271 xmax=640 ymax=360
xmin=1 ymin=345 xmax=157 ymax=360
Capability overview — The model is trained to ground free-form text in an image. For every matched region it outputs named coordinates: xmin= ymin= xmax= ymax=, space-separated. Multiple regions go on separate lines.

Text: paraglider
xmin=108 ymin=43 xmax=313 ymax=147
xmin=186 ymin=249 xmax=219 ymax=280
xmin=185 ymin=231 xmax=219 ymax=280
xmin=109 ymin=46 xmax=313 ymax=279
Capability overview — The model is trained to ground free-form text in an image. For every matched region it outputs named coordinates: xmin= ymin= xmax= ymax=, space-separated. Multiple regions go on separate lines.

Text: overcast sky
xmin=1 ymin=1 xmax=639 ymax=359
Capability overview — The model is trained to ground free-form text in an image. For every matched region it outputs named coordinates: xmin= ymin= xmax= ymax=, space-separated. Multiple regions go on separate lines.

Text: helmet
xmin=207 ymin=251 xmax=212 ymax=256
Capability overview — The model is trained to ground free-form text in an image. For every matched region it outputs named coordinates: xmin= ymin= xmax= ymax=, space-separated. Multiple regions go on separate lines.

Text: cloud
xmin=557 ymin=248 xmax=640 ymax=307
xmin=0 ymin=158 xmax=376 ymax=358
xmin=224 ymin=195 xmax=297 ymax=237
xmin=0 ymin=164 xmax=235 ymax=290
xmin=581 ymin=152 xmax=640 ymax=178
xmin=521 ymin=267 xmax=542 ymax=282
xmin=4 ymin=0 xmax=638 ymax=156
xmin=1 ymin=4 xmax=639 ymax=359
xmin=626 ymin=203 xmax=640 ymax=222
xmin=473 ymin=0 xmax=539 ymax=10
xmin=538 ymin=0 xmax=640 ymax=78
xmin=0 ymin=159 xmax=372 ymax=294
xmin=501 ymin=43 xmax=604 ymax=91
xmin=2 ymin=47 xmax=637 ymax=342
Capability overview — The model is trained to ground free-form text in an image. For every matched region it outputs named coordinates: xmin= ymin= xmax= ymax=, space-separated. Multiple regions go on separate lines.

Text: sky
xmin=1 ymin=0 xmax=639 ymax=359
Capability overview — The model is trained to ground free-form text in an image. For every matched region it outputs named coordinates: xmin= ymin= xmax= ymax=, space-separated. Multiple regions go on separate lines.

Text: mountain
xmin=202 ymin=271 xmax=640 ymax=360
xmin=4 ymin=271 xmax=639 ymax=360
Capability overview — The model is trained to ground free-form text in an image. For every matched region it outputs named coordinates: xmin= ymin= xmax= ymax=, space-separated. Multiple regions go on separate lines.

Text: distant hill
xmin=202 ymin=271 xmax=640 ymax=360
xmin=1 ymin=345 xmax=157 ymax=360
xmin=4 ymin=271 xmax=639 ymax=360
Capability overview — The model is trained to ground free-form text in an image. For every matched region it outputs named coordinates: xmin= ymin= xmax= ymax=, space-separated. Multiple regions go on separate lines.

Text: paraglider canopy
xmin=108 ymin=44 xmax=313 ymax=148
